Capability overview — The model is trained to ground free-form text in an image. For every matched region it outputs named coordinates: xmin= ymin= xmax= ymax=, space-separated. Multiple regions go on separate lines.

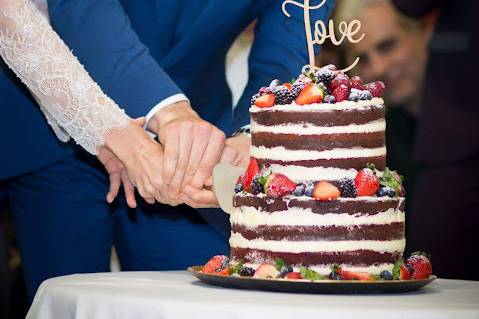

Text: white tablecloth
xmin=27 ymin=271 xmax=479 ymax=319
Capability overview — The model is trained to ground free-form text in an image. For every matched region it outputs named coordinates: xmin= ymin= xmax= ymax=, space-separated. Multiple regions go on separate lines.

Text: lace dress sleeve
xmin=0 ymin=0 xmax=130 ymax=155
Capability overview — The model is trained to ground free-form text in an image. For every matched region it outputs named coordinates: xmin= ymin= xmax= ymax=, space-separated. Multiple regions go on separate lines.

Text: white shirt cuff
xmin=144 ymin=93 xmax=189 ymax=137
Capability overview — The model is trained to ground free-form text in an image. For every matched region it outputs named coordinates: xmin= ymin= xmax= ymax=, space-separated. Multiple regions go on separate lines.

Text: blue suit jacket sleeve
xmin=46 ymin=0 xmax=183 ymax=118
xmin=233 ymin=0 xmax=334 ymax=131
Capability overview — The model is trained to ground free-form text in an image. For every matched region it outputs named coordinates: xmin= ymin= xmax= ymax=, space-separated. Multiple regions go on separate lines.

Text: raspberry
xmin=330 ymin=73 xmax=350 ymax=91
xmin=338 ymin=178 xmax=357 ymax=198
xmin=291 ymin=82 xmax=306 ymax=99
xmin=250 ymin=174 xmax=263 ymax=195
xmin=350 ymin=76 xmax=364 ymax=90
xmin=364 ymin=81 xmax=385 ymax=97
xmin=315 ymin=68 xmax=335 ymax=85
xmin=332 ymin=84 xmax=350 ymax=102
xmin=272 ymin=85 xmax=293 ymax=105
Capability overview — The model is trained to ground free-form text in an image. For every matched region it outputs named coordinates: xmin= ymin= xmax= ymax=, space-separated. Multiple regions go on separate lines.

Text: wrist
xmin=147 ymin=101 xmax=198 ymax=133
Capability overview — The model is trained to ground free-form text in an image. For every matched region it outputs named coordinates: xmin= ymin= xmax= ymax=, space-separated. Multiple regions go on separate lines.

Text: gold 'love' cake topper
xmin=282 ymin=0 xmax=364 ymax=73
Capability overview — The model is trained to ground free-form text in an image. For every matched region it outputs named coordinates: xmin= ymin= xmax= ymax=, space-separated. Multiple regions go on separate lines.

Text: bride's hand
xmin=103 ymin=118 xmax=180 ymax=206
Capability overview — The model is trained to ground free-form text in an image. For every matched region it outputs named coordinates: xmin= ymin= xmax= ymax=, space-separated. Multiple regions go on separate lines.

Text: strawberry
xmin=400 ymin=264 xmax=412 ymax=280
xmin=241 ymin=158 xmax=260 ymax=192
xmin=312 ymin=181 xmax=340 ymax=201
xmin=285 ymin=272 xmax=302 ymax=280
xmin=330 ymin=72 xmax=350 ymax=91
xmin=339 ymin=269 xmax=375 ymax=281
xmin=332 ymin=84 xmax=350 ymax=102
xmin=282 ymin=82 xmax=292 ymax=90
xmin=203 ymin=255 xmax=229 ymax=273
xmin=364 ymin=81 xmax=385 ymax=97
xmin=406 ymin=252 xmax=432 ymax=280
xmin=264 ymin=173 xmax=296 ymax=198
xmin=295 ymin=84 xmax=324 ymax=105
xmin=253 ymin=264 xmax=279 ymax=279
xmin=254 ymin=93 xmax=275 ymax=108
xmin=350 ymin=76 xmax=364 ymax=90
xmin=355 ymin=168 xmax=380 ymax=196
xmin=217 ymin=268 xmax=231 ymax=276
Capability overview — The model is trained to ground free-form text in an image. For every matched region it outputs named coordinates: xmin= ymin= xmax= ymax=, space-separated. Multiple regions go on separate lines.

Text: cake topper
xmin=282 ymin=0 xmax=364 ymax=74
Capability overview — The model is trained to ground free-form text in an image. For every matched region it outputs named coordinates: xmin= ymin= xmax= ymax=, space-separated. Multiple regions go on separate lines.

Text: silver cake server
xmin=212 ymin=163 xmax=246 ymax=214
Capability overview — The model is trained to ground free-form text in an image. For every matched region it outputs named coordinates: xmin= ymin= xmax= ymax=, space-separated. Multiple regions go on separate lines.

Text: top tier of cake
xmin=250 ymin=97 xmax=386 ymax=184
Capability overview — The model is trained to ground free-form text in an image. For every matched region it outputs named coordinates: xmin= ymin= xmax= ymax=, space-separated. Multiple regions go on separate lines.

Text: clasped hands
xmin=99 ymin=101 xmax=250 ymax=209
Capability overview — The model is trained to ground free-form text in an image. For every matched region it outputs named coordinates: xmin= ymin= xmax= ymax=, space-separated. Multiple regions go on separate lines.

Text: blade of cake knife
xmin=212 ymin=163 xmax=246 ymax=214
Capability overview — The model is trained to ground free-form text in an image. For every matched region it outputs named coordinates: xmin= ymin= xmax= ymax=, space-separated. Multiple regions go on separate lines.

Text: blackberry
xmin=315 ymin=68 xmax=335 ymax=85
xmin=380 ymin=270 xmax=393 ymax=280
xmin=250 ymin=174 xmax=263 ymax=195
xmin=338 ymin=178 xmax=357 ymax=198
xmin=273 ymin=85 xmax=294 ymax=105
xmin=250 ymin=93 xmax=259 ymax=105
xmin=291 ymin=82 xmax=306 ymax=99
xmin=239 ymin=266 xmax=255 ymax=277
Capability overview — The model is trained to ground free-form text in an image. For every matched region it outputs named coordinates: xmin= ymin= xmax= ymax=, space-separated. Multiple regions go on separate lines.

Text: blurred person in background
xmin=332 ymin=0 xmax=436 ymax=211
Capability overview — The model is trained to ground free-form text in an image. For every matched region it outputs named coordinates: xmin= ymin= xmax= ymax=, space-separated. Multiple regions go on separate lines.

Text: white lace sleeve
xmin=0 ymin=0 xmax=130 ymax=155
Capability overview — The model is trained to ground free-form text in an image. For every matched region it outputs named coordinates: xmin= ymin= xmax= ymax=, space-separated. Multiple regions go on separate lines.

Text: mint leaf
xmin=366 ymin=162 xmax=377 ymax=173
xmin=392 ymin=257 xmax=404 ymax=280
xmin=299 ymin=266 xmax=324 ymax=281
xmin=275 ymin=258 xmax=286 ymax=271
xmin=230 ymin=261 xmax=244 ymax=274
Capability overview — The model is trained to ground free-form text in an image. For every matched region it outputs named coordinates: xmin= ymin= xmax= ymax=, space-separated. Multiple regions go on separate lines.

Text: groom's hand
xmin=147 ymin=101 xmax=226 ymax=200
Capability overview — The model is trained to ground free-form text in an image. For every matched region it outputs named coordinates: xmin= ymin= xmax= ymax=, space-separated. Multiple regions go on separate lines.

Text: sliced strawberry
xmin=312 ymin=181 xmax=340 ymax=201
xmin=253 ymin=264 xmax=279 ymax=279
xmin=285 ymin=272 xmax=302 ymax=280
xmin=364 ymin=81 xmax=385 ymax=97
xmin=217 ymin=268 xmax=231 ymax=276
xmin=330 ymin=72 xmax=350 ymax=91
xmin=332 ymin=84 xmax=350 ymax=102
xmin=400 ymin=264 xmax=412 ymax=280
xmin=202 ymin=255 xmax=229 ymax=273
xmin=355 ymin=168 xmax=380 ymax=196
xmin=295 ymin=84 xmax=324 ymax=105
xmin=264 ymin=173 xmax=296 ymax=198
xmin=339 ymin=269 xmax=375 ymax=281
xmin=241 ymin=158 xmax=260 ymax=192
xmin=282 ymin=82 xmax=292 ymax=90
xmin=254 ymin=93 xmax=275 ymax=108
xmin=406 ymin=253 xmax=432 ymax=280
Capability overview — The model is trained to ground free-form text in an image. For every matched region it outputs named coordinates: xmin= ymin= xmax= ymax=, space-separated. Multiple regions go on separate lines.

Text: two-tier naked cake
xmin=230 ymin=65 xmax=406 ymax=277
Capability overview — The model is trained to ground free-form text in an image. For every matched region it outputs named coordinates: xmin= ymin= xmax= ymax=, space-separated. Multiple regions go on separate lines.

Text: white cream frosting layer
xmin=241 ymin=262 xmax=395 ymax=276
xmin=251 ymin=145 xmax=386 ymax=161
xmin=250 ymin=98 xmax=384 ymax=113
xmin=230 ymin=206 xmax=405 ymax=228
xmin=229 ymin=232 xmax=405 ymax=253
xmin=251 ymin=119 xmax=386 ymax=135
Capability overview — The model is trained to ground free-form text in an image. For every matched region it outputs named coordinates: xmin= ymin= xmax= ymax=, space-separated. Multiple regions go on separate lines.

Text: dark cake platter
xmin=188 ymin=266 xmax=436 ymax=294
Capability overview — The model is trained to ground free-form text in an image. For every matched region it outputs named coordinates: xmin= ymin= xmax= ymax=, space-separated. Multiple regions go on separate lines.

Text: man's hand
xmin=179 ymin=134 xmax=251 ymax=208
xmin=148 ymin=101 xmax=226 ymax=201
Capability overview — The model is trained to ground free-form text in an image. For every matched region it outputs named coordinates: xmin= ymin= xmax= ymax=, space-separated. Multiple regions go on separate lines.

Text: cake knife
xmin=212 ymin=163 xmax=246 ymax=214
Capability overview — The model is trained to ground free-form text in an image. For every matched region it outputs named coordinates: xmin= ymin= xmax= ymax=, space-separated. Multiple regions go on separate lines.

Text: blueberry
xmin=323 ymin=95 xmax=336 ymax=103
xmin=234 ymin=183 xmax=243 ymax=193
xmin=380 ymin=270 xmax=393 ymax=280
xmin=329 ymin=271 xmax=341 ymax=280
xmin=239 ymin=266 xmax=255 ymax=277
xmin=293 ymin=184 xmax=306 ymax=196
xmin=277 ymin=265 xmax=294 ymax=278
xmin=348 ymin=92 xmax=360 ymax=101
xmin=377 ymin=186 xmax=396 ymax=197
xmin=304 ymin=181 xmax=315 ymax=197
xmin=359 ymin=90 xmax=373 ymax=100
xmin=350 ymin=88 xmax=362 ymax=95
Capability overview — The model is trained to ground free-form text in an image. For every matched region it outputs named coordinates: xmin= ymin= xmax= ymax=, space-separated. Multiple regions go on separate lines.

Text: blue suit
xmin=0 ymin=0 xmax=333 ymax=300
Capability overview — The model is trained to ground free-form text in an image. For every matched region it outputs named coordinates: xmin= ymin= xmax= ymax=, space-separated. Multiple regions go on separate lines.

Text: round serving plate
xmin=188 ymin=266 xmax=436 ymax=294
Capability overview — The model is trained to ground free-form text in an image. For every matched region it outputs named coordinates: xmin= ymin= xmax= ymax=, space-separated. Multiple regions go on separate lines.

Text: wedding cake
xmin=230 ymin=65 xmax=406 ymax=277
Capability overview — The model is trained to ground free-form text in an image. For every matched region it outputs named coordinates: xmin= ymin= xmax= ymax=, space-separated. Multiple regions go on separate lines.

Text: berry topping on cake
xmin=259 ymin=86 xmax=272 ymax=95
xmin=348 ymin=91 xmax=360 ymax=101
xmin=295 ymin=84 xmax=324 ymax=105
xmin=285 ymin=272 xmax=302 ymax=280
xmin=269 ymin=79 xmax=281 ymax=90
xmin=406 ymin=252 xmax=432 ymax=280
xmin=253 ymin=264 xmax=279 ymax=279
xmin=293 ymin=183 xmax=306 ymax=196
xmin=254 ymin=93 xmax=275 ymax=108
xmin=273 ymin=85 xmax=294 ymax=105
xmin=355 ymin=168 xmax=380 ymax=196
xmin=338 ymin=268 xmax=375 ymax=281
xmin=239 ymin=266 xmax=255 ymax=277
xmin=291 ymin=81 xmax=306 ymax=99
xmin=315 ymin=68 xmax=335 ymax=85
xmin=359 ymin=90 xmax=373 ymax=100
xmin=304 ymin=180 xmax=315 ymax=197
xmin=332 ymin=84 xmax=350 ymax=102
xmin=323 ymin=94 xmax=335 ymax=103
xmin=330 ymin=72 xmax=350 ymax=91
xmin=400 ymin=264 xmax=412 ymax=280
xmin=376 ymin=186 xmax=396 ymax=197
xmin=379 ymin=167 xmax=405 ymax=197
xmin=312 ymin=181 xmax=340 ymax=201
xmin=264 ymin=173 xmax=296 ymax=198
xmin=338 ymin=178 xmax=357 ymax=198
xmin=250 ymin=174 xmax=264 ymax=195
xmin=234 ymin=177 xmax=243 ymax=193
xmin=240 ymin=158 xmax=260 ymax=192
xmin=380 ymin=270 xmax=393 ymax=280
xmin=202 ymin=255 xmax=229 ymax=273
xmin=350 ymin=76 xmax=364 ymax=90
xmin=364 ymin=81 xmax=385 ymax=97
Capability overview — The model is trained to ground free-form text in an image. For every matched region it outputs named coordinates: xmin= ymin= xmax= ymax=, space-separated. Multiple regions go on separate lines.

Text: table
xmin=27 ymin=271 xmax=479 ymax=319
